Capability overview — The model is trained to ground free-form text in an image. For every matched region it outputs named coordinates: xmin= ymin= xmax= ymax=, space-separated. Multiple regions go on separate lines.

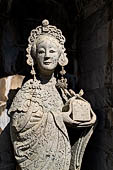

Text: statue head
xmin=26 ymin=20 xmax=68 ymax=76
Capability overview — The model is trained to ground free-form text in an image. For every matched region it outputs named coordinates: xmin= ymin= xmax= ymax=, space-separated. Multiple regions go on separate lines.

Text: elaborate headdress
xmin=26 ymin=19 xmax=68 ymax=78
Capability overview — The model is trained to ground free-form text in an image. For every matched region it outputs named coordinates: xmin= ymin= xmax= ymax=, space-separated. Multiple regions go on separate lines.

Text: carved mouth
xmin=43 ymin=62 xmax=52 ymax=65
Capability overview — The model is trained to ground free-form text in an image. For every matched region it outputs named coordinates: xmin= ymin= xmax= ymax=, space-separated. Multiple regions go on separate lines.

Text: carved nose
xmin=45 ymin=50 xmax=50 ymax=59
xmin=45 ymin=50 xmax=50 ymax=58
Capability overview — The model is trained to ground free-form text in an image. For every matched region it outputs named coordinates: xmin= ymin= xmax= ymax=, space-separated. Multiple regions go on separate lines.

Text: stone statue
xmin=9 ymin=20 xmax=96 ymax=170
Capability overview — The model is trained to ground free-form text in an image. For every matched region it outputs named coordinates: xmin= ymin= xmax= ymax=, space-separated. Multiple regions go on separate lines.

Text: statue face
xmin=36 ymin=37 xmax=60 ymax=74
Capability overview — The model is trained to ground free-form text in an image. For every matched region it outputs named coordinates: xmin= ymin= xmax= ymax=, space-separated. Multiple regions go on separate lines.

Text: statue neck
xmin=37 ymin=72 xmax=55 ymax=84
xmin=35 ymin=66 xmax=55 ymax=83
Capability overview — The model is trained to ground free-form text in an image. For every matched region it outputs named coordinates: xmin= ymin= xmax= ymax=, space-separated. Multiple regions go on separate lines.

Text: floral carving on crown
xmin=28 ymin=19 xmax=65 ymax=46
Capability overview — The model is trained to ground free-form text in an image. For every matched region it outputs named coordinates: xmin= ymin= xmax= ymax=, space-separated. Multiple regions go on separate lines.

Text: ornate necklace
xmin=31 ymin=77 xmax=63 ymax=113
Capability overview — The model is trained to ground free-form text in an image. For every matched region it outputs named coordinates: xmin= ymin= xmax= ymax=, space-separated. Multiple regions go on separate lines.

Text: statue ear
xmin=58 ymin=53 xmax=68 ymax=67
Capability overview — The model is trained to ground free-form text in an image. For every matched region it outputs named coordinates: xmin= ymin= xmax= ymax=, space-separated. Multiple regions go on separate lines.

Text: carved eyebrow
xmin=36 ymin=46 xmax=45 ymax=50
xmin=37 ymin=49 xmax=45 ymax=54
xmin=38 ymin=48 xmax=45 ymax=50
xmin=49 ymin=46 xmax=57 ymax=48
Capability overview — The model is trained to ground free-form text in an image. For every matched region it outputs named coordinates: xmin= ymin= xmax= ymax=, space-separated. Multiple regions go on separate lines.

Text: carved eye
xmin=38 ymin=50 xmax=45 ymax=54
xmin=49 ymin=50 xmax=56 ymax=53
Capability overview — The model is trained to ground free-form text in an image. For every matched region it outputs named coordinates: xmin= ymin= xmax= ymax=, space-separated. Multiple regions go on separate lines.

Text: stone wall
xmin=77 ymin=1 xmax=113 ymax=170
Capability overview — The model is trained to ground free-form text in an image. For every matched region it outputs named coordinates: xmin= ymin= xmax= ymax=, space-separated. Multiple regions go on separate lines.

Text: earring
xmin=31 ymin=61 xmax=36 ymax=80
xmin=26 ymin=45 xmax=36 ymax=81
xmin=57 ymin=53 xmax=68 ymax=89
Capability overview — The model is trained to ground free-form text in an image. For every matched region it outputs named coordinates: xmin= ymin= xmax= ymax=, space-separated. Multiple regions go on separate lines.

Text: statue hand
xmin=62 ymin=96 xmax=96 ymax=127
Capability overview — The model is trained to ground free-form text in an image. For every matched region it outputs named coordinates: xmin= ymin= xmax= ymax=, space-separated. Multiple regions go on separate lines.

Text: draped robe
xmin=9 ymin=78 xmax=71 ymax=170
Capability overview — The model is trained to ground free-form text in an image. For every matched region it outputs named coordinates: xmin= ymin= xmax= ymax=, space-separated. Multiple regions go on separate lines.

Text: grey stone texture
xmin=0 ymin=0 xmax=113 ymax=170
xmin=8 ymin=20 xmax=96 ymax=170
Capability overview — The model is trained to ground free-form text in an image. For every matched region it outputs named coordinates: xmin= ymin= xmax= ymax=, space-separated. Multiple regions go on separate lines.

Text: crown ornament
xmin=26 ymin=19 xmax=67 ymax=68
xmin=28 ymin=19 xmax=65 ymax=46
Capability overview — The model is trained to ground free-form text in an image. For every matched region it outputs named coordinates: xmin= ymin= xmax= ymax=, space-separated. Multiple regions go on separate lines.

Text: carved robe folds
xmin=9 ymin=78 xmax=71 ymax=170
xmin=9 ymin=78 xmax=96 ymax=170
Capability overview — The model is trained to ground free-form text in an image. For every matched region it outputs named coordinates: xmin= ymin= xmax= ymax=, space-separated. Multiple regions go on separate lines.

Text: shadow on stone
xmin=0 ymin=123 xmax=16 ymax=170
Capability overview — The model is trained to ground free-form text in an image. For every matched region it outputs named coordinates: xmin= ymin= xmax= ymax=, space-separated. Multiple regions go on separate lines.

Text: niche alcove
xmin=0 ymin=0 xmax=112 ymax=170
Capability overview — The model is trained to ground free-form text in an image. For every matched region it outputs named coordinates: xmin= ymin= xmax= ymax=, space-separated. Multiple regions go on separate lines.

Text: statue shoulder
xmin=8 ymin=79 xmax=34 ymax=114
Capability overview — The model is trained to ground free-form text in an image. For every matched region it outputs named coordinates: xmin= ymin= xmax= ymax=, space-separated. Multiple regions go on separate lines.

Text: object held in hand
xmin=71 ymin=99 xmax=91 ymax=122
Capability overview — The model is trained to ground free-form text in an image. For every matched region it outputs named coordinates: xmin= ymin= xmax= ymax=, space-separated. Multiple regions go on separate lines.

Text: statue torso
xmin=9 ymin=77 xmax=71 ymax=170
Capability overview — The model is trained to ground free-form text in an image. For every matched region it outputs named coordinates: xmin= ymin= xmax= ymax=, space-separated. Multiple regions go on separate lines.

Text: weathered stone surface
xmin=0 ymin=1 xmax=112 ymax=170
xmin=8 ymin=20 xmax=96 ymax=170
